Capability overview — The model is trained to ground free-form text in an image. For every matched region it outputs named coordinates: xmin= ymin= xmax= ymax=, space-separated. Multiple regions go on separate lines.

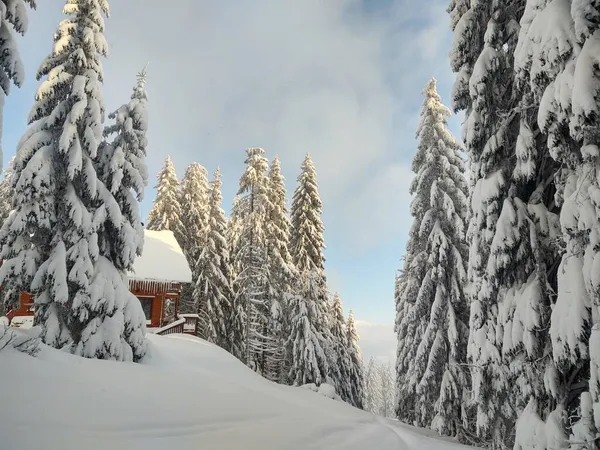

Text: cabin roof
xmin=127 ymin=230 xmax=192 ymax=284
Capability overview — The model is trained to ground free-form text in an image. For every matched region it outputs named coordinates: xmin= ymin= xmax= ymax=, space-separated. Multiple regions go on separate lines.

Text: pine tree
xmin=193 ymin=168 xmax=233 ymax=350
xmin=264 ymin=156 xmax=296 ymax=382
xmin=95 ymin=68 xmax=150 ymax=361
xmin=0 ymin=156 xmax=16 ymax=226
xmin=377 ymin=361 xmax=396 ymax=419
xmin=364 ymin=357 xmax=380 ymax=414
xmin=449 ymin=1 xmax=566 ymax=445
xmin=0 ymin=0 xmax=139 ymax=359
xmin=146 ymin=155 xmax=183 ymax=234
xmin=290 ymin=154 xmax=326 ymax=275
xmin=346 ymin=310 xmax=364 ymax=409
xmin=289 ymin=154 xmax=333 ymax=384
xmin=0 ymin=0 xmax=36 ymax=168
xmin=328 ymin=292 xmax=354 ymax=404
xmin=179 ymin=162 xmax=210 ymax=316
xmin=179 ymin=162 xmax=210 ymax=268
xmin=394 ymin=78 xmax=469 ymax=436
xmin=230 ymin=148 xmax=272 ymax=373
xmin=287 ymin=269 xmax=330 ymax=386
xmin=227 ymin=193 xmax=245 ymax=360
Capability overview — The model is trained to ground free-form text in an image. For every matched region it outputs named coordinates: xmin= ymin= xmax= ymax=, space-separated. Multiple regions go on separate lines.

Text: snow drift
xmin=0 ymin=332 xmax=473 ymax=450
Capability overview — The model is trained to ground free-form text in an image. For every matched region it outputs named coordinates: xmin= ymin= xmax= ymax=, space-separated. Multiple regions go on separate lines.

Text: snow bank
xmin=0 ymin=332 xmax=474 ymax=450
xmin=127 ymin=229 xmax=192 ymax=283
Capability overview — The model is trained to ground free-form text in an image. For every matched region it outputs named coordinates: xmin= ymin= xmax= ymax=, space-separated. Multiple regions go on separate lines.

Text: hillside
xmin=0 ymin=331 xmax=472 ymax=450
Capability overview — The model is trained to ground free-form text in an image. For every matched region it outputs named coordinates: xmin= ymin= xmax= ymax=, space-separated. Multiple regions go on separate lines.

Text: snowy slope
xmin=127 ymin=229 xmax=192 ymax=283
xmin=0 ymin=332 xmax=473 ymax=450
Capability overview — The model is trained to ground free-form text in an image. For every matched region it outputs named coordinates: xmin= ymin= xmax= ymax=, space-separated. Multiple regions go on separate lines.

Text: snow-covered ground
xmin=0 ymin=331 xmax=473 ymax=450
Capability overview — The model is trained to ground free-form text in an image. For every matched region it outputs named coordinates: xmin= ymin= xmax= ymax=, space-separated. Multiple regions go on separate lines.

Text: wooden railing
xmin=154 ymin=318 xmax=185 ymax=336
xmin=154 ymin=314 xmax=199 ymax=336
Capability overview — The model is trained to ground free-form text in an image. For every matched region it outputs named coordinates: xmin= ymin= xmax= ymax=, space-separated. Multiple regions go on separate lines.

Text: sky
xmin=3 ymin=0 xmax=463 ymax=363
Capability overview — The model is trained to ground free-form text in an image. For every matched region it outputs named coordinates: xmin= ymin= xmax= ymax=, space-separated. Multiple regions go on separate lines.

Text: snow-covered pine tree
xmin=287 ymin=269 xmax=330 ymax=386
xmin=179 ymin=162 xmax=210 ymax=316
xmin=0 ymin=0 xmax=139 ymax=359
xmin=179 ymin=162 xmax=210 ymax=268
xmin=95 ymin=67 xmax=151 ymax=361
xmin=377 ymin=361 xmax=396 ymax=419
xmin=449 ymin=1 xmax=565 ymax=446
xmin=395 ymin=78 xmax=469 ymax=436
xmin=0 ymin=0 xmax=36 ymax=168
xmin=346 ymin=310 xmax=364 ymax=409
xmin=193 ymin=168 xmax=233 ymax=350
xmin=146 ymin=155 xmax=183 ymax=234
xmin=227 ymin=193 xmax=245 ymax=360
xmin=569 ymin=3 xmax=600 ymax=441
xmin=264 ymin=156 xmax=296 ymax=382
xmin=328 ymin=292 xmax=354 ymax=405
xmin=290 ymin=154 xmax=326 ymax=275
xmin=289 ymin=154 xmax=332 ymax=384
xmin=230 ymin=148 xmax=272 ymax=373
xmin=0 ymin=156 xmax=16 ymax=226
xmin=364 ymin=357 xmax=380 ymax=414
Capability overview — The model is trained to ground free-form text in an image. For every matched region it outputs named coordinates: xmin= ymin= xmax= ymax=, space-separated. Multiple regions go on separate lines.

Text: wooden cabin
xmin=5 ymin=230 xmax=198 ymax=336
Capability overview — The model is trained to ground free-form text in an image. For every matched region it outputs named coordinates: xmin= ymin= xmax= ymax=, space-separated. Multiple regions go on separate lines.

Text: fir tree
xmin=95 ymin=68 xmax=150 ymax=361
xmin=0 ymin=0 xmax=139 ymax=360
xmin=290 ymin=154 xmax=326 ymax=274
xmin=328 ymin=292 xmax=353 ymax=405
xmin=0 ymin=156 xmax=16 ymax=226
xmin=364 ymin=357 xmax=380 ymax=414
xmin=289 ymin=154 xmax=333 ymax=383
xmin=227 ymin=193 xmax=245 ymax=360
xmin=287 ymin=269 xmax=329 ymax=386
xmin=264 ymin=156 xmax=296 ymax=382
xmin=146 ymin=155 xmax=183 ymax=234
xmin=395 ymin=78 xmax=469 ymax=436
xmin=0 ymin=0 xmax=36 ymax=168
xmin=230 ymin=147 xmax=272 ymax=373
xmin=179 ymin=162 xmax=210 ymax=316
xmin=449 ymin=1 xmax=565 ymax=445
xmin=193 ymin=168 xmax=233 ymax=350
xmin=179 ymin=162 xmax=210 ymax=269
xmin=346 ymin=310 xmax=364 ymax=410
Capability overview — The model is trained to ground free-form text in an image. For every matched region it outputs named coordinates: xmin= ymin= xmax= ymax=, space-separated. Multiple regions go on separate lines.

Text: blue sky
xmin=3 ymin=0 xmax=462 ymax=361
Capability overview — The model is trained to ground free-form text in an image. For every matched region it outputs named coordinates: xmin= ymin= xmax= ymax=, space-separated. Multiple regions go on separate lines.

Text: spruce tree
xmin=179 ymin=162 xmax=210 ymax=316
xmin=287 ymin=269 xmax=330 ymax=386
xmin=95 ymin=68 xmax=150 ymax=361
xmin=0 ymin=0 xmax=36 ymax=168
xmin=0 ymin=156 xmax=15 ymax=226
xmin=346 ymin=310 xmax=364 ymax=409
xmin=449 ymin=1 xmax=567 ymax=445
xmin=264 ymin=156 xmax=296 ymax=382
xmin=179 ymin=162 xmax=210 ymax=269
xmin=395 ymin=78 xmax=469 ymax=436
xmin=328 ymin=292 xmax=353 ymax=404
xmin=290 ymin=154 xmax=326 ymax=275
xmin=288 ymin=154 xmax=332 ymax=385
xmin=146 ymin=155 xmax=183 ymax=234
xmin=364 ymin=357 xmax=380 ymax=414
xmin=230 ymin=147 xmax=272 ymax=373
xmin=227 ymin=193 xmax=245 ymax=361
xmin=193 ymin=168 xmax=233 ymax=350
xmin=0 ymin=0 xmax=140 ymax=359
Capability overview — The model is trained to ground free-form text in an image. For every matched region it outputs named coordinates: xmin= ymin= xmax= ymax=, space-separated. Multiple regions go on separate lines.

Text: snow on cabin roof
xmin=127 ymin=230 xmax=192 ymax=284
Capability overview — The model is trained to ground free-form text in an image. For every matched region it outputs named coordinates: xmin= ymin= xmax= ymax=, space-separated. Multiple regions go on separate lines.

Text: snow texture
xmin=0 ymin=331 xmax=475 ymax=450
xmin=128 ymin=229 xmax=192 ymax=283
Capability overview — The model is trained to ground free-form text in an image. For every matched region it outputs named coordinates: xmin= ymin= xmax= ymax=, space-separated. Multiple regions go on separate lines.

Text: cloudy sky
xmin=3 ymin=0 xmax=462 ymax=363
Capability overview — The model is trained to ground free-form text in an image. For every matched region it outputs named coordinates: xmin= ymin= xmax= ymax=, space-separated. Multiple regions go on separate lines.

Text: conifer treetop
xmin=291 ymin=153 xmax=326 ymax=274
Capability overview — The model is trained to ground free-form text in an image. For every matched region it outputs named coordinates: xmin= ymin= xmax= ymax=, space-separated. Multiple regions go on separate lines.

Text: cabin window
xmin=137 ymin=296 xmax=153 ymax=323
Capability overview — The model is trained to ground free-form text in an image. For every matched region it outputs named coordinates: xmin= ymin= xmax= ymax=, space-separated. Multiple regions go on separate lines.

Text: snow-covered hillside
xmin=0 ymin=331 xmax=472 ymax=450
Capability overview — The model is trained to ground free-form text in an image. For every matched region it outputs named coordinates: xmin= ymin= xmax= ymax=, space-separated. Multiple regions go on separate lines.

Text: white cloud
xmin=355 ymin=320 xmax=396 ymax=364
